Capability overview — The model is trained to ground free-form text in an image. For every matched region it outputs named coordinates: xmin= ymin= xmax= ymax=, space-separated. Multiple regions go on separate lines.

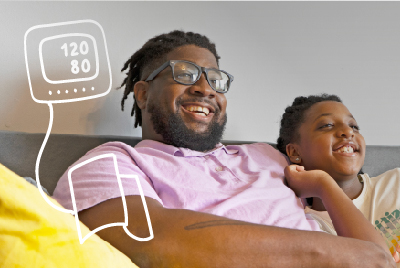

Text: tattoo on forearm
xmin=185 ymin=220 xmax=252 ymax=230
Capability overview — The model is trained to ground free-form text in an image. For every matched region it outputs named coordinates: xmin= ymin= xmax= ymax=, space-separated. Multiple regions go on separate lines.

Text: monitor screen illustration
xmin=25 ymin=20 xmax=111 ymax=104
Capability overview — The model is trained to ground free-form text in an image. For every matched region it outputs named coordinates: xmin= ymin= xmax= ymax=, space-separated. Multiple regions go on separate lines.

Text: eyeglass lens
xmin=173 ymin=61 xmax=229 ymax=92
xmin=173 ymin=61 xmax=199 ymax=84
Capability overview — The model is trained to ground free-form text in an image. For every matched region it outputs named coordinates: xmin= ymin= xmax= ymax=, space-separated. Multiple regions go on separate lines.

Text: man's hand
xmin=284 ymin=164 xmax=337 ymax=199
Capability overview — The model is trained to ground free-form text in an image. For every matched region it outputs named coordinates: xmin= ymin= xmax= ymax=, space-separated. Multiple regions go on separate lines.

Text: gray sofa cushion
xmin=0 ymin=131 xmax=142 ymax=195
xmin=363 ymin=145 xmax=400 ymax=179
xmin=0 ymin=130 xmax=399 ymax=195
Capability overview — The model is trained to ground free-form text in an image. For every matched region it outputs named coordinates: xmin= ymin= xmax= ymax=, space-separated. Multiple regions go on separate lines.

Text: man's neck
xmin=141 ymin=125 xmax=164 ymax=144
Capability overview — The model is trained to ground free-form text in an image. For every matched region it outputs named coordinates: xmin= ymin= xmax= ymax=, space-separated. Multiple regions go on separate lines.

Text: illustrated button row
xmin=49 ymin=87 xmax=95 ymax=95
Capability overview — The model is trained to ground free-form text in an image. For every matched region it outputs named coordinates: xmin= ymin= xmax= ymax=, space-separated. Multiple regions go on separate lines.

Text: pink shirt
xmin=53 ymin=140 xmax=320 ymax=231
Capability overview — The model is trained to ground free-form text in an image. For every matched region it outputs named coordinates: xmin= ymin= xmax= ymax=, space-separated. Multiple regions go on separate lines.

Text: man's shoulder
xmin=225 ymin=142 xmax=289 ymax=164
xmin=225 ymin=142 xmax=281 ymax=154
xmin=90 ymin=140 xmax=167 ymax=154
xmin=86 ymin=141 xmax=136 ymax=156
xmin=92 ymin=140 xmax=286 ymax=163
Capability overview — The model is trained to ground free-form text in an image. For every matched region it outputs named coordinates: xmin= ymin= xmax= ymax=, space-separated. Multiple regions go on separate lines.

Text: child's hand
xmin=284 ymin=165 xmax=336 ymax=199
xmin=393 ymin=245 xmax=400 ymax=263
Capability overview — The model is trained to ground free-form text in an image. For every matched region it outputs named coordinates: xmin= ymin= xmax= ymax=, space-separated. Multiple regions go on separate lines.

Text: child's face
xmin=291 ymin=101 xmax=366 ymax=182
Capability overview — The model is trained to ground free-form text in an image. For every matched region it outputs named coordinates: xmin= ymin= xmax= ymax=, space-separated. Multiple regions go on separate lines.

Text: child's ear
xmin=286 ymin=143 xmax=302 ymax=164
xmin=133 ymin=81 xmax=149 ymax=110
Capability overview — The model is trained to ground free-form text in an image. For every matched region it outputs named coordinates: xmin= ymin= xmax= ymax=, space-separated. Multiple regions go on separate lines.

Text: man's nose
xmin=188 ymin=73 xmax=215 ymax=98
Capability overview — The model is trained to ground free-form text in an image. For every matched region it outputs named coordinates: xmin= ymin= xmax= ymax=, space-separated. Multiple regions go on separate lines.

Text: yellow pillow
xmin=0 ymin=163 xmax=139 ymax=268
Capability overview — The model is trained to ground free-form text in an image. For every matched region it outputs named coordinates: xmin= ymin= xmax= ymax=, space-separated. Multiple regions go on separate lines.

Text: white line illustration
xmin=24 ymin=19 xmax=112 ymax=104
xmin=35 ymin=103 xmax=75 ymax=214
xmin=25 ymin=19 xmax=154 ymax=244
xmin=39 ymin=33 xmax=99 ymax=84
xmin=68 ymin=154 xmax=154 ymax=244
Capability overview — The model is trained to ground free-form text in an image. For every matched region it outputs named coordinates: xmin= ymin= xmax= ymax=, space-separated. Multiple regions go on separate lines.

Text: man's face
xmin=141 ymin=45 xmax=228 ymax=151
xmin=295 ymin=101 xmax=366 ymax=182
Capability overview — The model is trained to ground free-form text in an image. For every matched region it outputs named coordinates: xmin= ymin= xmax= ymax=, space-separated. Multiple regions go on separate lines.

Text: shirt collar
xmin=135 ymin=140 xmax=238 ymax=157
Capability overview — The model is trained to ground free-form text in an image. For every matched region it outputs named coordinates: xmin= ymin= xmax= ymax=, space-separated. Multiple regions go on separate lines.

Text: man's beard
xmin=148 ymin=98 xmax=227 ymax=152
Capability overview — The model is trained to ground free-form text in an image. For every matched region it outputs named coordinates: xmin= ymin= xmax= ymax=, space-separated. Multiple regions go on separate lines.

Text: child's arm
xmin=284 ymin=165 xmax=391 ymax=255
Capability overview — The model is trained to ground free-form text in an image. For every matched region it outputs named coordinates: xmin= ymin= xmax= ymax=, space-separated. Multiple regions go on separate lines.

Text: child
xmin=277 ymin=94 xmax=400 ymax=264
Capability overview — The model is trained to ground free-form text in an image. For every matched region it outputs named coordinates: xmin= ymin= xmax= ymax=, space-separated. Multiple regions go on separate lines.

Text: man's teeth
xmin=336 ymin=146 xmax=354 ymax=153
xmin=186 ymin=106 xmax=210 ymax=116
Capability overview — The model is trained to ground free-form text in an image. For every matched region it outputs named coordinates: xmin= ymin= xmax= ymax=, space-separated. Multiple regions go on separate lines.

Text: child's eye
xmin=351 ymin=125 xmax=360 ymax=131
xmin=319 ymin=123 xmax=333 ymax=129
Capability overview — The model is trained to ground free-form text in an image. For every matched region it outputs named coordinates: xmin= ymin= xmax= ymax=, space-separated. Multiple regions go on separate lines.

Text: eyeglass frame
xmin=144 ymin=60 xmax=234 ymax=93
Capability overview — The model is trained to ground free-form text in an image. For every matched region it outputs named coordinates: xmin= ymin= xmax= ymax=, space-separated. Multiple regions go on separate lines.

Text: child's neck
xmin=311 ymin=175 xmax=364 ymax=212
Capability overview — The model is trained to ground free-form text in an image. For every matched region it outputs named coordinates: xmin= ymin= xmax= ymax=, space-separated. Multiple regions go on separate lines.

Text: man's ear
xmin=133 ymin=81 xmax=149 ymax=110
xmin=286 ymin=143 xmax=302 ymax=164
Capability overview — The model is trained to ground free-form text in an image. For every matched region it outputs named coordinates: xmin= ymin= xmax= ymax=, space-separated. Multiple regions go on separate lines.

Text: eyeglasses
xmin=144 ymin=60 xmax=234 ymax=93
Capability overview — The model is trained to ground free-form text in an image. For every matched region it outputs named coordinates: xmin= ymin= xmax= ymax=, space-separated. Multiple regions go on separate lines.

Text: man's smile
xmin=181 ymin=102 xmax=217 ymax=120
xmin=183 ymin=105 xmax=210 ymax=116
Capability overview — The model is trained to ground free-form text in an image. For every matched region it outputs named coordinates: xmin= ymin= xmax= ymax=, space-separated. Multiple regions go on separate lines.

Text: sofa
xmin=1 ymin=130 xmax=400 ymax=267
xmin=1 ymin=130 xmax=400 ymax=195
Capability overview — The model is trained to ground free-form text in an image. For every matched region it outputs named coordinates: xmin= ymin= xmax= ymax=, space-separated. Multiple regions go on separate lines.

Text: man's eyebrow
xmin=313 ymin=113 xmax=354 ymax=123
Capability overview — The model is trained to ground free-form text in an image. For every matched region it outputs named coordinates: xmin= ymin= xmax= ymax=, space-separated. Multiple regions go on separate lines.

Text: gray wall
xmin=1 ymin=2 xmax=400 ymax=145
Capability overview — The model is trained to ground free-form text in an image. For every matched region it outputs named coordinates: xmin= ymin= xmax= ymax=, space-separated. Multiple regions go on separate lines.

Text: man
xmin=53 ymin=30 xmax=394 ymax=267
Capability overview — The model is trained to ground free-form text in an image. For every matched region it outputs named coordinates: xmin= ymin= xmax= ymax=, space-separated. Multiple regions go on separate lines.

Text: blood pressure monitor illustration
xmin=25 ymin=20 xmax=111 ymax=103
xmin=24 ymin=20 xmax=153 ymax=244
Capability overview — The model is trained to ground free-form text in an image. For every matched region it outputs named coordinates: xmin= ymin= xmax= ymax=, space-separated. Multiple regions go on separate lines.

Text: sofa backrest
xmin=0 ymin=131 xmax=142 ymax=195
xmin=1 ymin=130 xmax=399 ymax=195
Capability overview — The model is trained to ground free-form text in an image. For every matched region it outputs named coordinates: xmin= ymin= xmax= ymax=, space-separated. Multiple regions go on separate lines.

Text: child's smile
xmin=332 ymin=142 xmax=359 ymax=155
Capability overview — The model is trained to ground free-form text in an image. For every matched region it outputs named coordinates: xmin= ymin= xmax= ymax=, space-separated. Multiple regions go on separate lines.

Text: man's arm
xmin=79 ymin=196 xmax=395 ymax=268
